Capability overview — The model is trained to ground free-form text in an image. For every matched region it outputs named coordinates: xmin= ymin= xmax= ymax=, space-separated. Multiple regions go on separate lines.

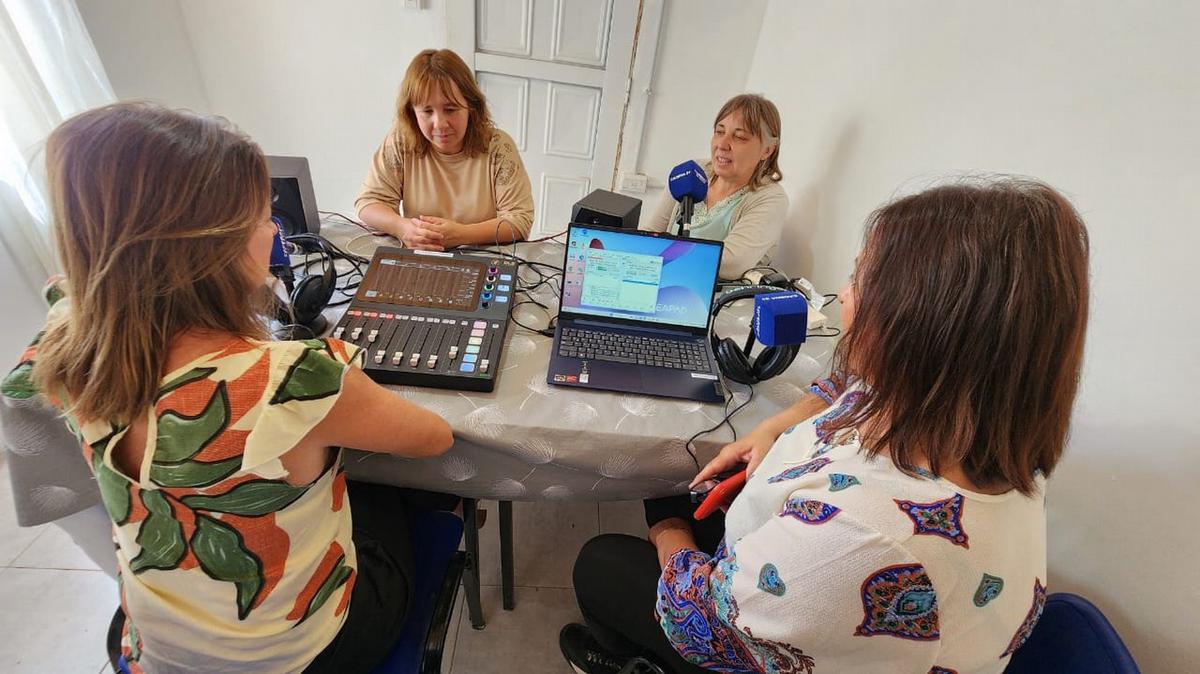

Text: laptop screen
xmin=560 ymin=226 xmax=722 ymax=330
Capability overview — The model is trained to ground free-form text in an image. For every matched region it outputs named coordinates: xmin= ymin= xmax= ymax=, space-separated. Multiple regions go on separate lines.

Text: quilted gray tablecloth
xmin=0 ymin=222 xmax=833 ymax=526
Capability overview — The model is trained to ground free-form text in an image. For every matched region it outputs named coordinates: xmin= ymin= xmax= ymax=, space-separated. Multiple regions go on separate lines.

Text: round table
xmin=324 ymin=221 xmax=835 ymax=502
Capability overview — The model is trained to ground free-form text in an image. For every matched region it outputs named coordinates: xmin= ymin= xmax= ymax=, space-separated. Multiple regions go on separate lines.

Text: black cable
xmin=682 ymin=383 xmax=756 ymax=471
xmin=456 ymin=241 xmax=567 ymax=337
xmin=509 ymin=300 xmax=556 ymax=337
xmin=281 ymin=233 xmax=371 ymax=326
xmin=807 ymin=327 xmax=841 ymax=338
xmin=736 ymin=265 xmax=787 ymax=283
xmin=318 ymin=210 xmax=378 ymax=236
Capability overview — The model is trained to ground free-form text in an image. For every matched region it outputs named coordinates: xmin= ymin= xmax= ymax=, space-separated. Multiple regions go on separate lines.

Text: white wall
xmin=747 ymin=2 xmax=1199 ymax=671
xmin=634 ymin=0 xmax=767 ymax=188
xmin=75 ymin=0 xmax=210 ymax=113
xmin=79 ymin=0 xmax=451 ymax=214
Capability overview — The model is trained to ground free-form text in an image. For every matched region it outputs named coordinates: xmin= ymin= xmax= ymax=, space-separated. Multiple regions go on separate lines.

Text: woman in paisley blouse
xmin=26 ymin=102 xmax=453 ymax=672
xmin=563 ymin=178 xmax=1090 ymax=673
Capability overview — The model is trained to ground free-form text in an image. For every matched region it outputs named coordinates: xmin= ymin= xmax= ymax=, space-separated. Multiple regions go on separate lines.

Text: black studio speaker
xmin=571 ymin=189 xmax=642 ymax=230
xmin=267 ymin=156 xmax=321 ymax=236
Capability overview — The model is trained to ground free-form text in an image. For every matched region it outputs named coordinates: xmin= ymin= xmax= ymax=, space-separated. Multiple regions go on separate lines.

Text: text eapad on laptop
xmin=546 ymin=225 xmax=725 ymax=403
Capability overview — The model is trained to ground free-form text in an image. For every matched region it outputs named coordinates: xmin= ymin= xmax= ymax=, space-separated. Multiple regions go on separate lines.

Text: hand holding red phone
xmin=692 ymin=469 xmax=748 ymax=520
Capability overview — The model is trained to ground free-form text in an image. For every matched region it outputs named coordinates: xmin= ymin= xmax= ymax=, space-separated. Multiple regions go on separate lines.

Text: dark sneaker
xmin=559 ymin=623 xmax=623 ymax=674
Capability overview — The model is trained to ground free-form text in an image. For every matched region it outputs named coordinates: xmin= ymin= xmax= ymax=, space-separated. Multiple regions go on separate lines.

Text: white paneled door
xmin=472 ymin=0 xmax=638 ymax=237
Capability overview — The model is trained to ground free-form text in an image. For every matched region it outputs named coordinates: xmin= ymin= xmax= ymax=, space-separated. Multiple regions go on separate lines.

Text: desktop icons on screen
xmin=560 ymin=227 xmax=722 ymax=329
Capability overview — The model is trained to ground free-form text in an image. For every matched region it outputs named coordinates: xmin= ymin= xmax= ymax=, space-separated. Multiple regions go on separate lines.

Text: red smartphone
xmin=692 ymin=469 xmax=748 ymax=520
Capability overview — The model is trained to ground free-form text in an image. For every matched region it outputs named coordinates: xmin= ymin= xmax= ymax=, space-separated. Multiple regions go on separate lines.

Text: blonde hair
xmin=396 ymin=49 xmax=495 ymax=157
xmin=33 ymin=101 xmax=271 ymax=424
xmin=714 ymin=94 xmax=783 ymax=189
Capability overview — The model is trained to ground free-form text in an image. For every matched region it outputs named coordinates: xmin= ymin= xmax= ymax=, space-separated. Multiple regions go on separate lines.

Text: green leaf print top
xmin=17 ymin=318 xmax=367 ymax=673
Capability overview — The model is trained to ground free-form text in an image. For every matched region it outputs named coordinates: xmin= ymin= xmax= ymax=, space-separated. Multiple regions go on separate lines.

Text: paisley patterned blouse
xmin=656 ymin=385 xmax=1048 ymax=673
xmin=11 ymin=292 xmax=366 ymax=672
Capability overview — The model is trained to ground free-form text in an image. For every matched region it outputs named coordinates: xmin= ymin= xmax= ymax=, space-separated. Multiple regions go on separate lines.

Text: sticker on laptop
xmin=580 ymin=373 xmax=589 ymax=384
xmin=690 ymin=373 xmax=719 ymax=380
xmin=553 ymin=374 xmax=567 ymax=382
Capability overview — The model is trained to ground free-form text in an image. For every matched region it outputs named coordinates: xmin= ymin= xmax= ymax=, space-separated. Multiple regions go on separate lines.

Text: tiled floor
xmin=0 ymin=456 xmax=116 ymax=673
xmin=0 ymin=451 xmax=650 ymax=673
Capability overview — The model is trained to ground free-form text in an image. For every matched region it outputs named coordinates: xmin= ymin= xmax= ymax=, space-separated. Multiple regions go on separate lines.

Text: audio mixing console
xmin=331 ymin=246 xmax=517 ymax=392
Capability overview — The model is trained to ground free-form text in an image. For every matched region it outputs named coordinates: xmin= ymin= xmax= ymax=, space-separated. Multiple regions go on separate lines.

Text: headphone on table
xmin=273 ymin=222 xmax=337 ymax=332
xmin=709 ymin=281 xmax=804 ymax=385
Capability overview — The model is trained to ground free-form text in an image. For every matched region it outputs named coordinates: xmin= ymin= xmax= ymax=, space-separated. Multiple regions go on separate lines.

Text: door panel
xmin=544 ymin=82 xmax=599 ymax=160
xmin=476 ymin=0 xmax=532 ymax=57
xmin=538 ymin=174 xmax=590 ymax=233
xmin=550 ymin=0 xmax=613 ymax=66
xmin=477 ymin=72 xmax=529 ymax=151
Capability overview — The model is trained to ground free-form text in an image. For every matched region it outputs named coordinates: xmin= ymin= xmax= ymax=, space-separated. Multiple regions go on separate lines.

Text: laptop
xmin=546 ymin=225 xmax=725 ymax=403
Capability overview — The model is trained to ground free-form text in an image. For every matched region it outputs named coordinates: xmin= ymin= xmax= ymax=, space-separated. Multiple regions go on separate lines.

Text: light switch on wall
xmin=402 ymin=0 xmax=422 ymax=9
xmin=619 ymin=172 xmax=648 ymax=193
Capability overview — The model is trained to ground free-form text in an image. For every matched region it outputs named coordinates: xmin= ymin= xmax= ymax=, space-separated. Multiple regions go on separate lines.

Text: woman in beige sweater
xmin=356 ymin=49 xmax=534 ymax=250
xmin=642 ymin=94 xmax=788 ymax=280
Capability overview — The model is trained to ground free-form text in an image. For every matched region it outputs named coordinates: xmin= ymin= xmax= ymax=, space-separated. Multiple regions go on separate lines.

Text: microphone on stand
xmin=667 ymin=160 xmax=708 ymax=238
xmin=269 ymin=216 xmax=294 ymax=294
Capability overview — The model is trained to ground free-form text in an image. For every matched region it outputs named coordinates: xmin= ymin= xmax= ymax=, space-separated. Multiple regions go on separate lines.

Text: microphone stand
xmin=742 ymin=326 xmax=757 ymax=357
xmin=677 ymin=197 xmax=694 ymax=239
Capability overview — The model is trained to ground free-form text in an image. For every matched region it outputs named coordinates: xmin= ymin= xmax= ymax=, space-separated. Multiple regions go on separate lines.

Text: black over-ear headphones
xmin=710 ymin=286 xmax=803 ymax=385
xmin=281 ymin=233 xmax=336 ymax=332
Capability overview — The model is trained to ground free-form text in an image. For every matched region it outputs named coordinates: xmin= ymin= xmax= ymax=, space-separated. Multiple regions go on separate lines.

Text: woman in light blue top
xmin=642 ymin=94 xmax=788 ymax=280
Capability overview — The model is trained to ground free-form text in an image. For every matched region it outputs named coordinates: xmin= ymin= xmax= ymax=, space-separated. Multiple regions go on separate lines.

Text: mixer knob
xmin=426 ymin=355 xmax=438 ymax=369
xmin=448 ymin=346 xmax=459 ymax=360
xmin=367 ymin=329 xmax=379 ymax=343
xmin=373 ymin=350 xmax=385 ymax=364
xmin=480 ymin=359 xmax=490 ymax=373
xmin=333 ymin=326 xmax=345 ymax=339
xmin=409 ymin=353 xmax=420 ymax=367
xmin=350 ymin=327 xmax=362 ymax=340
xmin=391 ymin=352 xmax=403 ymax=366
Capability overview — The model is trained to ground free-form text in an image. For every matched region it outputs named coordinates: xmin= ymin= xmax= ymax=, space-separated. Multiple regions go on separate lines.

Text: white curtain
xmin=0 ymin=0 xmax=113 ymax=292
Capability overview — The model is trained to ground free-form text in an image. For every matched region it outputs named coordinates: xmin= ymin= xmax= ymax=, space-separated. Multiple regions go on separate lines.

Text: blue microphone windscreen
xmin=269 ymin=217 xmax=290 ymax=267
xmin=753 ymin=292 xmax=808 ymax=346
xmin=668 ymin=160 xmax=709 ymax=202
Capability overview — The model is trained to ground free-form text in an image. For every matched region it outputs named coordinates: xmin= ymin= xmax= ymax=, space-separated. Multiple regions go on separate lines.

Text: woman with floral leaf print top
xmin=20 ymin=102 xmax=453 ymax=673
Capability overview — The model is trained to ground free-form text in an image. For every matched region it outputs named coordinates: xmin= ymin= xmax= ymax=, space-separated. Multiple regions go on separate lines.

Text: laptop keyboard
xmin=559 ymin=328 xmax=709 ymax=371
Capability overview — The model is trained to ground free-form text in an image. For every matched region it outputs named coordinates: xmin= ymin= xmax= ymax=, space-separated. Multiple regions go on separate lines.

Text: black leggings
xmin=304 ymin=481 xmax=458 ymax=673
xmin=572 ymin=495 xmax=725 ymax=674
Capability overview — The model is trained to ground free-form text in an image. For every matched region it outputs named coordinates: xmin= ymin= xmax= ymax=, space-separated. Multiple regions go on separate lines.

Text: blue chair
xmin=371 ymin=508 xmax=466 ymax=673
xmin=1004 ymin=593 xmax=1139 ymax=674
xmin=107 ymin=508 xmax=466 ymax=674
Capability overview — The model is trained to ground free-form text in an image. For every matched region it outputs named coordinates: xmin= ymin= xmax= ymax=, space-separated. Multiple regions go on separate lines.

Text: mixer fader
xmin=332 ymin=247 xmax=517 ymax=392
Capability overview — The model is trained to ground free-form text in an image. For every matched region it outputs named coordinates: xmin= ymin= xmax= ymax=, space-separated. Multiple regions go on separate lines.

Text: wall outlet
xmin=619 ymin=172 xmax=648 ymax=193
xmin=402 ymin=0 xmax=422 ymax=9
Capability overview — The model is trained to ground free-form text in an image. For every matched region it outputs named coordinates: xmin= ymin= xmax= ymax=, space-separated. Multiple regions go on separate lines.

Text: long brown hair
xmin=33 ymin=101 xmax=271 ymax=424
xmin=396 ymin=49 xmax=494 ymax=157
xmin=825 ymin=178 xmax=1090 ymax=495
xmin=713 ymin=94 xmax=783 ymax=189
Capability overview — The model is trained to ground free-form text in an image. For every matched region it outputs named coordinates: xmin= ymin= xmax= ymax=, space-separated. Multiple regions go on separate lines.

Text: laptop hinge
xmin=568 ymin=318 xmax=701 ymax=339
